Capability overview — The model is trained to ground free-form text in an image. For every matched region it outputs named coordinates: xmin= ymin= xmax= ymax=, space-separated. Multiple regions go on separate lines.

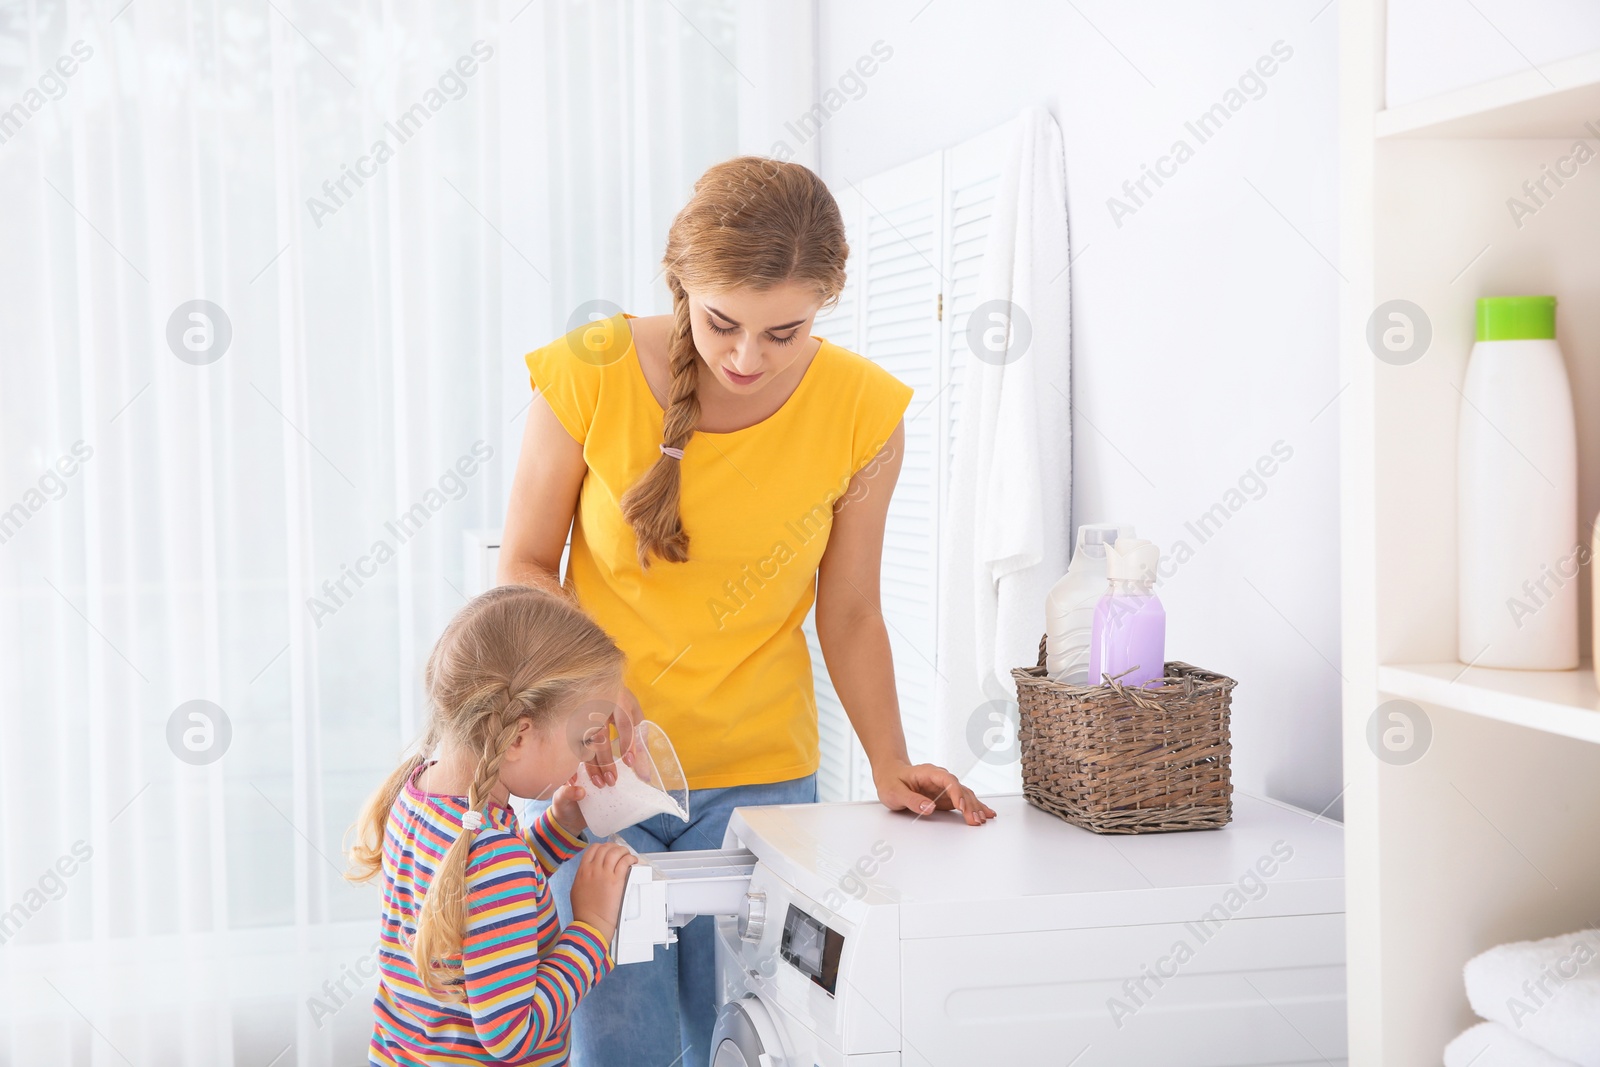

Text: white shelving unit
xmin=1377 ymin=663 xmax=1600 ymax=743
xmin=1377 ymin=46 xmax=1600 ymax=138
xmin=1342 ymin=9 xmax=1600 ymax=1064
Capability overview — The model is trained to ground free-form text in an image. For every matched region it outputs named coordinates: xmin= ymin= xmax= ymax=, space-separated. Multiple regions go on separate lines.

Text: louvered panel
xmin=811 ymin=187 xmax=862 ymax=803
xmin=857 ymin=154 xmax=943 ymax=776
xmin=812 ymin=236 xmax=859 ymax=347
xmin=812 ymin=126 xmax=1015 ymax=800
xmin=943 ymin=117 xmax=1018 ymax=501
xmin=944 ymin=172 xmax=1000 ymax=487
xmin=814 ymin=297 xmax=859 ymax=348
xmin=944 ymin=118 xmax=1025 ymax=794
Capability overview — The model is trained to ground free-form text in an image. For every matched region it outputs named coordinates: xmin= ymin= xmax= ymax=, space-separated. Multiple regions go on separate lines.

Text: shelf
xmin=1377 ymin=662 xmax=1600 ymax=743
xmin=1377 ymin=47 xmax=1600 ymax=138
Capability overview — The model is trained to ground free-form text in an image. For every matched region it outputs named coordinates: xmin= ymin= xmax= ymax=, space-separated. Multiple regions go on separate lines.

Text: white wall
xmin=1386 ymin=0 xmax=1600 ymax=108
xmin=814 ymin=0 xmax=1343 ymax=816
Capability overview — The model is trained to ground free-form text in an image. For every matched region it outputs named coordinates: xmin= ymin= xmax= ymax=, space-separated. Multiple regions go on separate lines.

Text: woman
xmin=498 ymin=155 xmax=996 ymax=1066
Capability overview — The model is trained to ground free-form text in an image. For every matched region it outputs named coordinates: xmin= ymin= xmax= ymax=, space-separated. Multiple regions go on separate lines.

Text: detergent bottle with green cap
xmin=1458 ymin=295 xmax=1577 ymax=669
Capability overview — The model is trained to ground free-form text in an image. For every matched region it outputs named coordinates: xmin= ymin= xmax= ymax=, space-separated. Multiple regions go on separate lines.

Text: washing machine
xmin=614 ymin=791 xmax=1346 ymax=1067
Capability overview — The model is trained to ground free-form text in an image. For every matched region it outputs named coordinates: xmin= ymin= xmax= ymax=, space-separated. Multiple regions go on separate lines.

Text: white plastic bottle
xmin=1045 ymin=524 xmax=1135 ymax=683
xmin=1458 ymin=295 xmax=1577 ymax=669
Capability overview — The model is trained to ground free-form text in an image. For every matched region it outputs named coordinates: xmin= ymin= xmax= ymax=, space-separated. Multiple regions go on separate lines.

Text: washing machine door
xmin=710 ymin=995 xmax=788 ymax=1067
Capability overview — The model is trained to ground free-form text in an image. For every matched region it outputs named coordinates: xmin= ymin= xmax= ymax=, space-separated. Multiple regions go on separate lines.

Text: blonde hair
xmin=345 ymin=584 xmax=624 ymax=1000
xmin=619 ymin=156 xmax=849 ymax=568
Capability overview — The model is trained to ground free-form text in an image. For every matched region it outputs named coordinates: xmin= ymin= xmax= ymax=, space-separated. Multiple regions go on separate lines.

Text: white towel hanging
xmin=934 ymin=104 xmax=1073 ymax=778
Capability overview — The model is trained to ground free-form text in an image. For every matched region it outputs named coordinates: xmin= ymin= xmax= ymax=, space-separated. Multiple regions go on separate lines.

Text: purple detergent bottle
xmin=1087 ymin=538 xmax=1166 ymax=688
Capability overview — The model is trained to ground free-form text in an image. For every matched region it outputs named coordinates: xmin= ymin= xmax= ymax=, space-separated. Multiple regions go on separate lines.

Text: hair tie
xmin=461 ymin=810 xmax=485 ymax=832
xmin=659 ymin=444 xmax=685 ymax=460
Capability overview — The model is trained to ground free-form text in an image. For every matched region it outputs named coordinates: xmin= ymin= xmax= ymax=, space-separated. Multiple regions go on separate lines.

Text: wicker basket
xmin=1010 ymin=634 xmax=1235 ymax=834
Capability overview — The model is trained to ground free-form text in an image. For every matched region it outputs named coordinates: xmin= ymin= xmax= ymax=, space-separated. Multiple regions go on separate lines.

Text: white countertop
xmin=725 ymin=791 xmax=1344 ymax=937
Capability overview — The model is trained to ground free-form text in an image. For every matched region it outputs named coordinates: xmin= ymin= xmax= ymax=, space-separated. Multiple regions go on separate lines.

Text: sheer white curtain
xmin=0 ymin=0 xmax=743 ymax=1063
xmin=535 ymin=0 xmax=741 ymax=326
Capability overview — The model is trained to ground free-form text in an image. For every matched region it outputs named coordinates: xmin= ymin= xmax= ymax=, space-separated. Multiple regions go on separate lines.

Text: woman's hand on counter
xmin=871 ymin=760 xmax=996 ymax=826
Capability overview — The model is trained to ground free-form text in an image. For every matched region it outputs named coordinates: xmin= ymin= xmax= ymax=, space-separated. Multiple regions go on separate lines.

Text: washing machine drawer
xmin=900 ymin=912 xmax=1346 ymax=1067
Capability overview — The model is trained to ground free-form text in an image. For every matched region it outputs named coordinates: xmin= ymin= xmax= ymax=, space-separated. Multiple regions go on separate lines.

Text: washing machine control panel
xmin=778 ymin=903 xmax=846 ymax=996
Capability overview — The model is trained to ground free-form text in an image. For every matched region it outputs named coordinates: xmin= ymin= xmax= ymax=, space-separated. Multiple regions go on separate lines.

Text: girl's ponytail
xmin=345 ymin=724 xmax=437 ymax=884
xmin=409 ymin=689 xmax=523 ymax=1000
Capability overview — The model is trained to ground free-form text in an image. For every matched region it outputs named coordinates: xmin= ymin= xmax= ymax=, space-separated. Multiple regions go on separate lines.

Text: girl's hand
xmin=550 ymin=774 xmax=588 ymax=836
xmin=570 ymin=842 xmax=638 ymax=945
xmin=872 ymin=759 xmax=997 ymax=826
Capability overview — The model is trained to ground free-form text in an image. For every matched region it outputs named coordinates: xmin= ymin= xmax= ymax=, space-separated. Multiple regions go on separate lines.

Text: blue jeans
xmin=522 ymin=772 xmax=818 ymax=1067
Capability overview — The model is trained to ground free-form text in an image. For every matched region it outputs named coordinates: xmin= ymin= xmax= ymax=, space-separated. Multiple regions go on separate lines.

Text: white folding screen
xmin=808 ymin=116 xmax=1019 ymax=802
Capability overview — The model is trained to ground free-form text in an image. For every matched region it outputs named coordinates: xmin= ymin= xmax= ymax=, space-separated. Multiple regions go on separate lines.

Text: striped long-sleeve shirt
xmin=369 ymin=763 xmax=612 ymax=1066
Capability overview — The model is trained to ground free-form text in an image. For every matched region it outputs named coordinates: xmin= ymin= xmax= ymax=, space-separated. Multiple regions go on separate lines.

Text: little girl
xmin=346 ymin=583 xmax=639 ymax=1066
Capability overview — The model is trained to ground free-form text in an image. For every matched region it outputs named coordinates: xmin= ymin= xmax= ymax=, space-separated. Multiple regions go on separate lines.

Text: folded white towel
xmin=1446 ymin=1021 xmax=1582 ymax=1067
xmin=1464 ymin=928 xmax=1600 ymax=1067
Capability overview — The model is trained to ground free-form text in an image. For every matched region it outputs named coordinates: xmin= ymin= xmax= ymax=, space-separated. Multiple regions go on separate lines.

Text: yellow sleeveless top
xmin=524 ymin=313 xmax=914 ymax=789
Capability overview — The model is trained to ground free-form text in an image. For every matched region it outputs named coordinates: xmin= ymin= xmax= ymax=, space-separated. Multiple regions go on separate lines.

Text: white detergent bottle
xmin=1458 ymin=295 xmax=1578 ymax=669
xmin=1045 ymin=524 xmax=1136 ymax=683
